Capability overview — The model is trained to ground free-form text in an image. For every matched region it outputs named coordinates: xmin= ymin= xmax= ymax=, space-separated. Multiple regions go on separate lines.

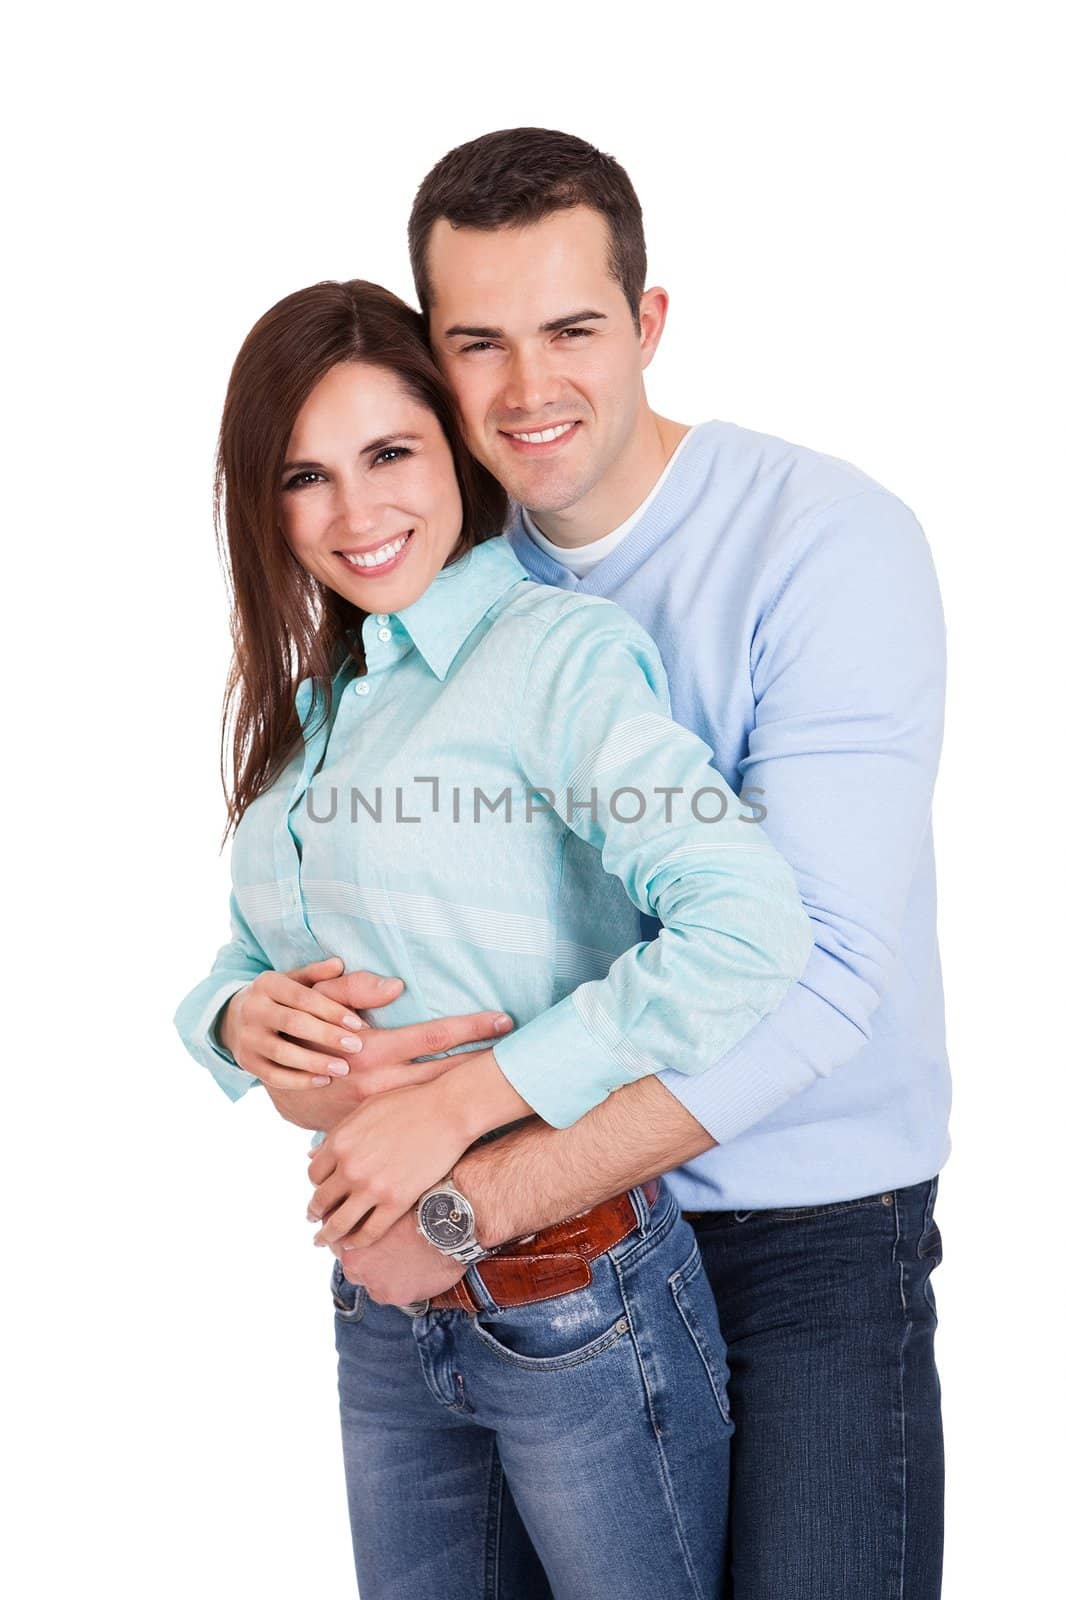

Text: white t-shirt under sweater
xmin=521 ymin=426 xmax=696 ymax=577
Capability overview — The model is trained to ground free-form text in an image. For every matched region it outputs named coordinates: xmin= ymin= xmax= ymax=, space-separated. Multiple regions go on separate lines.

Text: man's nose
xmin=501 ymin=347 xmax=561 ymax=417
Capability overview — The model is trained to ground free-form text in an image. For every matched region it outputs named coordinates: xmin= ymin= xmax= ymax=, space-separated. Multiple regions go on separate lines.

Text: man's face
xmin=426 ymin=206 xmax=653 ymax=517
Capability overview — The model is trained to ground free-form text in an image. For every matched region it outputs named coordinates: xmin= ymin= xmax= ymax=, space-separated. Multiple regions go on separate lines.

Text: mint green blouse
xmin=173 ymin=536 xmax=811 ymax=1129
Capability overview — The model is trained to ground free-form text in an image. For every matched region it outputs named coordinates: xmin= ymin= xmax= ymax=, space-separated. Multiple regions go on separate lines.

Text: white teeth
xmin=342 ymin=532 xmax=412 ymax=569
xmin=512 ymin=422 xmax=575 ymax=444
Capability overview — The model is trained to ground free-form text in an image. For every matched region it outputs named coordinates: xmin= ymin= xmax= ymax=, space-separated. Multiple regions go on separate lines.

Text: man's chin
xmin=495 ymin=467 xmax=593 ymax=518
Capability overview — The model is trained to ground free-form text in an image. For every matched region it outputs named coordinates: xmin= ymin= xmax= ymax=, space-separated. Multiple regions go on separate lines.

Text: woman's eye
xmin=372 ymin=446 xmax=412 ymax=467
xmin=283 ymin=470 xmax=325 ymax=490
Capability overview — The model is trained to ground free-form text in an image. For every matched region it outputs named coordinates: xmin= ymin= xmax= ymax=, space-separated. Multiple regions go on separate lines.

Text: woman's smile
xmin=336 ymin=528 xmax=416 ymax=577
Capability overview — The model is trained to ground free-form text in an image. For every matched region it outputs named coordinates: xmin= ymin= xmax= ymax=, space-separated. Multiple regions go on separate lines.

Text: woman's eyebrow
xmin=359 ymin=432 xmax=422 ymax=456
xmin=281 ymin=434 xmax=422 ymax=472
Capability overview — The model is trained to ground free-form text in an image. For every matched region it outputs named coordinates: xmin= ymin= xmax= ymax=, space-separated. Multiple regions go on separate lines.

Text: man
xmin=292 ymin=129 xmax=948 ymax=1597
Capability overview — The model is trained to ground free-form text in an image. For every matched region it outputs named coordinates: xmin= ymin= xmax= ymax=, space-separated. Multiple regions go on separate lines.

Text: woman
xmin=173 ymin=280 xmax=813 ymax=1600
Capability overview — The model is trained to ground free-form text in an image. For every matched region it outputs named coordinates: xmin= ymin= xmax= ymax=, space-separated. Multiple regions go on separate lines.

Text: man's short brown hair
xmin=408 ymin=127 xmax=647 ymax=330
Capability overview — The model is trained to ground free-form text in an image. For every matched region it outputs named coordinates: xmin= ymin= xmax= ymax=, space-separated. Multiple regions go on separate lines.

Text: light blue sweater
xmin=508 ymin=419 xmax=950 ymax=1210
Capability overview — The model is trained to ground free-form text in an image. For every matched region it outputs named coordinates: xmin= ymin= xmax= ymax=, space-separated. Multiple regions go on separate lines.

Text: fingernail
xmin=493 ymin=1014 xmax=514 ymax=1032
xmin=328 ymin=1060 xmax=349 ymax=1076
xmin=339 ymin=1035 xmax=363 ymax=1052
xmin=306 ymin=1210 xmax=319 ymax=1222
xmin=342 ymin=1015 xmax=364 ymax=1030
xmin=311 ymin=1076 xmax=331 ymax=1087
xmin=377 ymin=975 xmax=402 ymax=989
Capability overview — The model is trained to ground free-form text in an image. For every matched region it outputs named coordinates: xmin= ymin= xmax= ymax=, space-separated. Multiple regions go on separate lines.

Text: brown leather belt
xmin=427 ymin=1179 xmax=660 ymax=1314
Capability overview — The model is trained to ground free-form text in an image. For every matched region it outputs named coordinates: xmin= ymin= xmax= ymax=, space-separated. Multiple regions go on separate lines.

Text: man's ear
xmin=637 ymin=286 xmax=670 ymax=370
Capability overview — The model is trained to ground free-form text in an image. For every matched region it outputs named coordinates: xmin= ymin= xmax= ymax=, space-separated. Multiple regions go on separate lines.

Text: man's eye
xmin=372 ymin=446 xmax=412 ymax=467
xmin=459 ymin=341 xmax=498 ymax=354
xmin=283 ymin=471 xmax=325 ymax=490
xmin=557 ymin=327 xmax=593 ymax=340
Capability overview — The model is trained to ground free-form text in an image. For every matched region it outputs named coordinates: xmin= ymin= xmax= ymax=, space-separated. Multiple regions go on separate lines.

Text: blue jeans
xmin=687 ymin=1175 xmax=944 ymax=1600
xmin=332 ymin=1181 xmax=732 ymax=1599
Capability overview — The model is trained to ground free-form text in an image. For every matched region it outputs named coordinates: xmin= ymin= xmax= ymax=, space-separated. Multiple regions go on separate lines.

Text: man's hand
xmin=321 ymin=1075 xmax=715 ymax=1307
xmin=262 ymin=970 xmax=514 ymax=1131
xmin=330 ymin=1208 xmax=466 ymax=1305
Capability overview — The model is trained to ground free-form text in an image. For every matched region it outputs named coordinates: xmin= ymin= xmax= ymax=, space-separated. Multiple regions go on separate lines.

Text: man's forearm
xmin=453 ymin=1076 xmax=717 ymax=1248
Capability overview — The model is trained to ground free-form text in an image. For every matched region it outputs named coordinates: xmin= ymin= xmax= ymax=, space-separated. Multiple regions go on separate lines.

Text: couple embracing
xmin=175 ymin=127 xmax=948 ymax=1600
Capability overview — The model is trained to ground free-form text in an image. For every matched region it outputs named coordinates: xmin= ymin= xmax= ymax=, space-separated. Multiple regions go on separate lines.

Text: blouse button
xmin=374 ymin=613 xmax=391 ymax=625
xmin=354 ymin=681 xmax=371 ymax=697
xmin=377 ymin=627 xmax=393 ymax=642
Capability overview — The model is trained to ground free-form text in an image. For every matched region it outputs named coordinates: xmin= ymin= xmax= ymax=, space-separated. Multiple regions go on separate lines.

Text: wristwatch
xmin=415 ymin=1171 xmax=496 ymax=1265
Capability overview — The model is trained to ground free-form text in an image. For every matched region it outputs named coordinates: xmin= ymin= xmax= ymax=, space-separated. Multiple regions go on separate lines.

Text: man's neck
xmin=528 ymin=409 xmax=691 ymax=550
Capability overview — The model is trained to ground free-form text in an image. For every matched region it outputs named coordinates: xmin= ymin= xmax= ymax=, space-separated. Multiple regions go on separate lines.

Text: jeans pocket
xmin=470 ymin=1259 xmax=631 ymax=1371
xmin=755 ymin=1192 xmax=895 ymax=1223
xmin=917 ymin=1175 xmax=943 ymax=1262
xmin=917 ymin=1222 xmax=943 ymax=1263
xmin=331 ymin=1257 xmax=366 ymax=1322
xmin=916 ymin=1177 xmax=943 ymax=1317
xmin=669 ymin=1242 xmax=733 ymax=1430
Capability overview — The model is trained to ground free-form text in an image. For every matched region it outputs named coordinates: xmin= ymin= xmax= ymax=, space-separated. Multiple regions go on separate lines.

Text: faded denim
xmin=332 ymin=1181 xmax=732 ymax=1599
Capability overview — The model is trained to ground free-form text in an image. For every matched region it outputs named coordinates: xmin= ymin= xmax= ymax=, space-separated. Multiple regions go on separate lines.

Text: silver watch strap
xmin=450 ymin=1239 xmax=493 ymax=1265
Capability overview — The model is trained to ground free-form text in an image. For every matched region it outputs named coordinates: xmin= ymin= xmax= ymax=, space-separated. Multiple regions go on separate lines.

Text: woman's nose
xmin=335 ymin=484 xmax=381 ymax=539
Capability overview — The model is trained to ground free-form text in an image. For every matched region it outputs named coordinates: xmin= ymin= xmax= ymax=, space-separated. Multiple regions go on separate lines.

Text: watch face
xmin=419 ymin=1190 xmax=475 ymax=1250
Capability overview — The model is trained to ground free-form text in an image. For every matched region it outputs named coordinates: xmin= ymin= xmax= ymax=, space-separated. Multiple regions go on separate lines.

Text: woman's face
xmin=279 ymin=360 xmax=465 ymax=614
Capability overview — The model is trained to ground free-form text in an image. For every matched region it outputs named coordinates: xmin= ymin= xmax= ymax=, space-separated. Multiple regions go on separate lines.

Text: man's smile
xmin=498 ymin=420 xmax=582 ymax=454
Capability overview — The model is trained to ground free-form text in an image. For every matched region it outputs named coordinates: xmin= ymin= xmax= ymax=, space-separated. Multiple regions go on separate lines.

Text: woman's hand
xmin=305 ymin=1075 xmax=480 ymax=1249
xmin=260 ymin=971 xmax=517 ymax=1131
xmin=219 ymin=956 xmax=368 ymax=1090
xmin=306 ymin=1045 xmax=534 ymax=1249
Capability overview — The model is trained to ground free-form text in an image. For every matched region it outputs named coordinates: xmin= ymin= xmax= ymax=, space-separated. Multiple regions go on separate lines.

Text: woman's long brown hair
xmin=214 ymin=279 xmax=508 ymax=843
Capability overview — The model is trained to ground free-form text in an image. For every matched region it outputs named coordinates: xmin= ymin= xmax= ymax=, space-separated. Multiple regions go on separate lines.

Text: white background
xmin=4 ymin=3 xmax=1062 ymax=1595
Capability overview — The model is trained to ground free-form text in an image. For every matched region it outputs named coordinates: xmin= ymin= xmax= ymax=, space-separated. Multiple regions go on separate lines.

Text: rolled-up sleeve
xmin=491 ymin=601 xmax=814 ymax=1128
xmin=172 ymin=888 xmax=269 ymax=1102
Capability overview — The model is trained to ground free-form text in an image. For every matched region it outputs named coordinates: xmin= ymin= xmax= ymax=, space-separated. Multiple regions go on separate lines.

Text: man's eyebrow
xmin=442 ymin=310 xmax=608 ymax=339
xmin=541 ymin=309 xmax=607 ymax=334
xmin=443 ymin=323 xmax=504 ymax=340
